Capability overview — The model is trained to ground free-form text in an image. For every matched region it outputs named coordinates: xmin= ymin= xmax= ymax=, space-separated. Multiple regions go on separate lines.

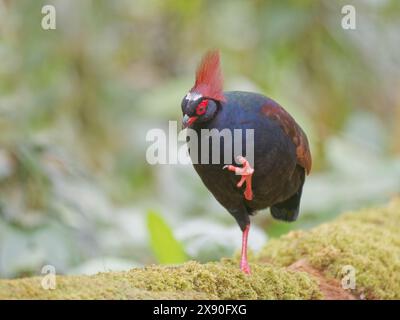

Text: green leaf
xmin=146 ymin=211 xmax=187 ymax=264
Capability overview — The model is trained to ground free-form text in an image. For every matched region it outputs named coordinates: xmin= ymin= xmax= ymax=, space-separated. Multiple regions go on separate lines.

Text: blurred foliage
xmin=0 ymin=0 xmax=399 ymax=278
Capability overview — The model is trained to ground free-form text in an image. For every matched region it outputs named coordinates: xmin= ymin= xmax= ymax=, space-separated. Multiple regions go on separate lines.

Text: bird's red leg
xmin=240 ymin=224 xmax=251 ymax=274
xmin=223 ymin=156 xmax=254 ymax=201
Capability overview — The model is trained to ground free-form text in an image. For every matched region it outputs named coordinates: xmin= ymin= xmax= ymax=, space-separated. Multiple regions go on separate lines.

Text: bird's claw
xmin=240 ymin=260 xmax=251 ymax=275
xmin=223 ymin=156 xmax=254 ymax=201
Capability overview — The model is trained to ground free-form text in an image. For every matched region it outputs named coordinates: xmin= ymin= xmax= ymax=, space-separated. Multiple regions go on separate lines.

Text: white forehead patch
xmin=186 ymin=92 xmax=202 ymax=101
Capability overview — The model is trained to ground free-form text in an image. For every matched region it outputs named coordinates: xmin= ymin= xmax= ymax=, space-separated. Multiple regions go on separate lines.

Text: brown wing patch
xmin=261 ymin=103 xmax=312 ymax=175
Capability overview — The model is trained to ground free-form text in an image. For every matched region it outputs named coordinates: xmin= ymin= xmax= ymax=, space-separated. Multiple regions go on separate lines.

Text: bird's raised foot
xmin=223 ymin=156 xmax=254 ymax=201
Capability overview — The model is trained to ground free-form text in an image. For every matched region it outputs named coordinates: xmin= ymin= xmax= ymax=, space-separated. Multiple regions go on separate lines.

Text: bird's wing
xmin=261 ymin=103 xmax=312 ymax=175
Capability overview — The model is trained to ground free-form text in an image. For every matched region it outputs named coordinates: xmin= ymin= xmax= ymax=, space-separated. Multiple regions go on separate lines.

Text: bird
xmin=181 ymin=50 xmax=312 ymax=274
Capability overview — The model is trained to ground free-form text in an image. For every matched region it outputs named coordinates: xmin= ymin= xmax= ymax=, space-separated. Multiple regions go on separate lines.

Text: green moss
xmin=1 ymin=200 xmax=399 ymax=300
xmin=0 ymin=260 xmax=321 ymax=299
xmin=257 ymin=198 xmax=400 ymax=299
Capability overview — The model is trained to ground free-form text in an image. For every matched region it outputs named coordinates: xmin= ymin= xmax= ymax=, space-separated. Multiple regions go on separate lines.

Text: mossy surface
xmin=258 ymin=198 xmax=400 ymax=299
xmin=0 ymin=260 xmax=321 ymax=300
xmin=1 ymin=199 xmax=399 ymax=300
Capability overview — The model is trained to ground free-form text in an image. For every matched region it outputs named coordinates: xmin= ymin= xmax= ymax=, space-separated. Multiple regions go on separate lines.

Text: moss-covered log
xmin=1 ymin=199 xmax=399 ymax=300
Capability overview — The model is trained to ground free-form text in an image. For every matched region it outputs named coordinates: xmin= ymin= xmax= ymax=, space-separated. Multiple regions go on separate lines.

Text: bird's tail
xmin=270 ymin=172 xmax=305 ymax=222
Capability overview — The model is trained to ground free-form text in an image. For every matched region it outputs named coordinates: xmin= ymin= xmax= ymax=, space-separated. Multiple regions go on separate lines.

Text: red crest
xmin=190 ymin=50 xmax=226 ymax=102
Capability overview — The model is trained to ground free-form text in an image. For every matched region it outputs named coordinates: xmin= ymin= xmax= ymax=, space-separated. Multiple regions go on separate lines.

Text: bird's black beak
xmin=182 ymin=115 xmax=198 ymax=129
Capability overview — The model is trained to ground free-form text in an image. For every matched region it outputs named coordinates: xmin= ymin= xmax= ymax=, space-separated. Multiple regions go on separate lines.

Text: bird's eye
xmin=196 ymin=99 xmax=208 ymax=115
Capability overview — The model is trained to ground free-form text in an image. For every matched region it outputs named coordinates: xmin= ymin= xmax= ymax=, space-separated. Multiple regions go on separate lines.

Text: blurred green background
xmin=0 ymin=0 xmax=399 ymax=278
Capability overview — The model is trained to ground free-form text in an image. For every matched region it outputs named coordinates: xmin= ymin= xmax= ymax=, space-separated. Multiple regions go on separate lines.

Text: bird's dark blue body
xmin=188 ymin=91 xmax=306 ymax=230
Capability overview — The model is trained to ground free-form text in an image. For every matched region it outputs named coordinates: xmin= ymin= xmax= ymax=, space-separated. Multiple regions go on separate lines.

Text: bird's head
xmin=181 ymin=50 xmax=226 ymax=129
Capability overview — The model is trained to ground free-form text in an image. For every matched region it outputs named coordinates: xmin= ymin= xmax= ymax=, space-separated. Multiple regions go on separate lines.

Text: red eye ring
xmin=196 ymin=99 xmax=208 ymax=115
